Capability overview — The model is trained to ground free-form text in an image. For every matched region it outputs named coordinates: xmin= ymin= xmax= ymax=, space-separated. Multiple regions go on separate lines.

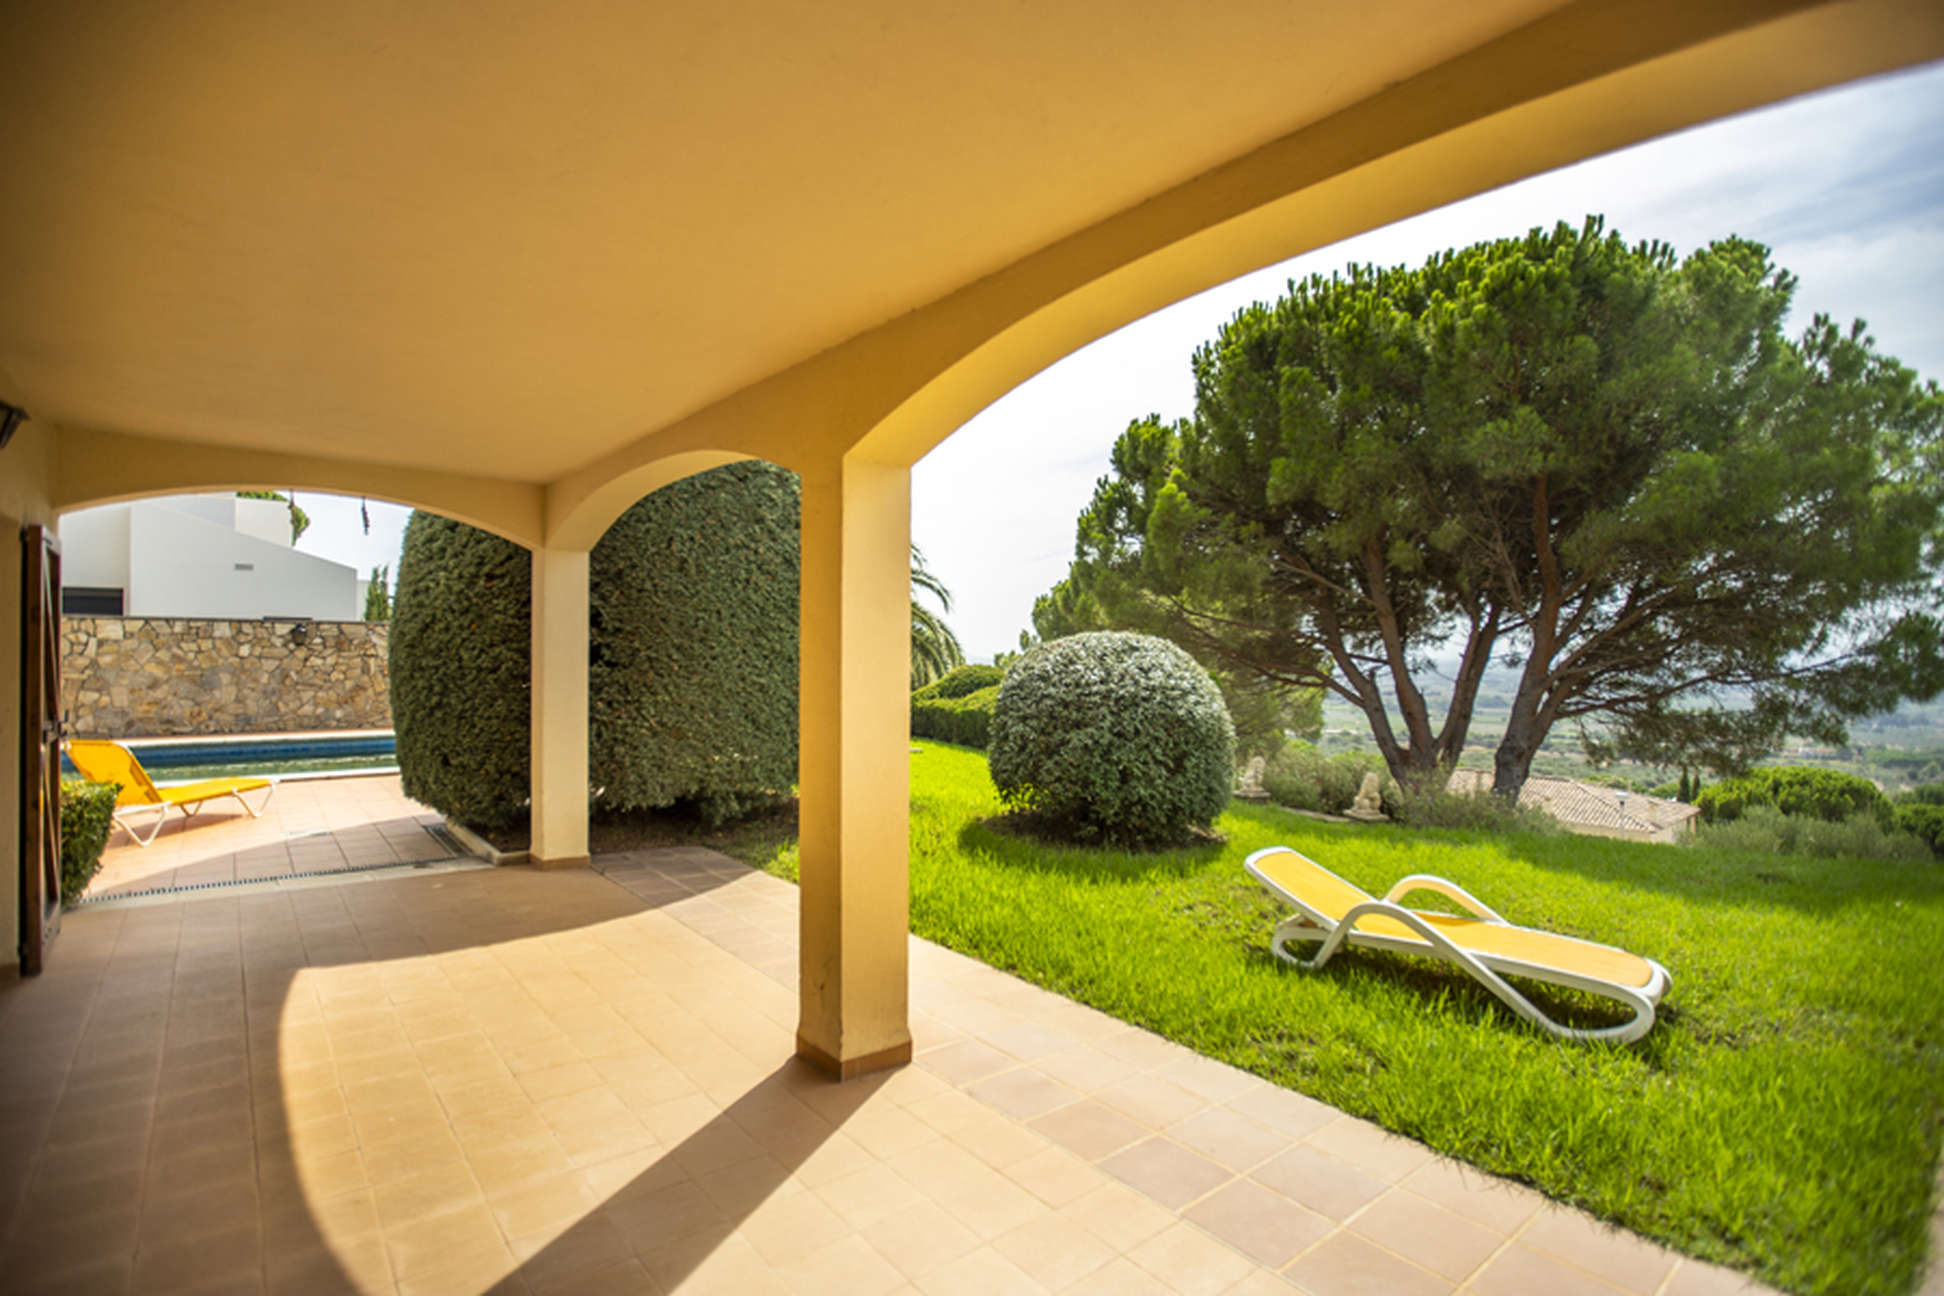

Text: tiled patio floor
xmin=0 ymin=849 xmax=1785 ymax=1295
xmin=83 ymin=774 xmax=453 ymax=901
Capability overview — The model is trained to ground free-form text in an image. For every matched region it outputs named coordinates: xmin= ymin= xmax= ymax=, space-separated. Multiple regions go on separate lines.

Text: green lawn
xmin=721 ymin=741 xmax=1944 ymax=1296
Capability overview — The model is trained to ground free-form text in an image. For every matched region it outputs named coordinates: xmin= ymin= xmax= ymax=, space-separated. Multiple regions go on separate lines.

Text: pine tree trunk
xmin=1492 ymin=708 xmax=1542 ymax=799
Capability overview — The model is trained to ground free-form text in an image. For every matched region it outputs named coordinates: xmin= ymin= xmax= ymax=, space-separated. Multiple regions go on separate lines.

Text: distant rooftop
xmin=1446 ymin=769 xmax=1700 ymax=838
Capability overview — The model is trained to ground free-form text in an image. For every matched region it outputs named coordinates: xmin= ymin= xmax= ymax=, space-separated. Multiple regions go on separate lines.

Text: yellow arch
xmin=51 ymin=423 xmax=545 ymax=547
xmin=558 ymin=0 xmax=1944 ymax=493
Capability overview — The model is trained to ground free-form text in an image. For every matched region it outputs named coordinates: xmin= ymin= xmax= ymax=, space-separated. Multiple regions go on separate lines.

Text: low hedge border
xmin=59 ymin=779 xmax=120 ymax=904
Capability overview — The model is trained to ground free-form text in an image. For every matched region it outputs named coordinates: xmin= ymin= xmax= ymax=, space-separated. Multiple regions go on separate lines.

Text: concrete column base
xmin=527 ymin=854 xmax=591 ymax=871
xmin=796 ymin=1032 xmax=913 ymax=1081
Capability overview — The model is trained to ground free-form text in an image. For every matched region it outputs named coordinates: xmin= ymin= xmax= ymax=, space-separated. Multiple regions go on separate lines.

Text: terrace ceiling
xmin=0 ymin=0 xmax=1585 ymax=480
xmin=0 ymin=2 xmax=1938 ymax=491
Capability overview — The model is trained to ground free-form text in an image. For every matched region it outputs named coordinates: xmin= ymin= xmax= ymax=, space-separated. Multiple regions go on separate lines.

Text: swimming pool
xmin=64 ymin=730 xmax=399 ymax=784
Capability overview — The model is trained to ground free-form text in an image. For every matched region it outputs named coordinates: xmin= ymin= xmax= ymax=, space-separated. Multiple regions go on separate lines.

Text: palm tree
xmin=911 ymin=544 xmax=965 ymax=688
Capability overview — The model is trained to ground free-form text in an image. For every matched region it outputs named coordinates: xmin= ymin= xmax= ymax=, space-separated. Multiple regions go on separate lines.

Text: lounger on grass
xmin=66 ymin=739 xmax=277 ymax=848
xmin=1245 ymin=845 xmax=1670 ymax=1043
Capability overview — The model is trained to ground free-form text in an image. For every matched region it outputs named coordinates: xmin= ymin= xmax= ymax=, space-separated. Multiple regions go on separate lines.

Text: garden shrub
xmin=390 ymin=512 xmax=533 ymax=827
xmin=1390 ymin=786 xmax=1560 ymax=835
xmin=1695 ymin=765 xmax=1890 ymax=825
xmin=1262 ymin=743 xmax=1398 ymax=816
xmin=589 ymin=463 xmax=798 ymax=821
xmin=391 ymin=461 xmax=800 ymax=829
xmin=1690 ymin=803 xmax=1929 ymax=863
xmin=989 ymin=632 xmax=1234 ymax=845
xmin=920 ymin=664 xmax=1002 ymax=700
xmin=59 ymin=779 xmax=119 ymax=903
xmin=1892 ymin=802 xmax=1944 ymax=858
xmin=911 ymin=682 xmax=998 ymax=748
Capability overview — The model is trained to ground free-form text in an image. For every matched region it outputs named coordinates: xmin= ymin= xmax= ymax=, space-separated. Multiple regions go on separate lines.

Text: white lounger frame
xmin=113 ymin=783 xmax=277 ymax=847
xmin=1244 ymin=846 xmax=1670 ymax=1044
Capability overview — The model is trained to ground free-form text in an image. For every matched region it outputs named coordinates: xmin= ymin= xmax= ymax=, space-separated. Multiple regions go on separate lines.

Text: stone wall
xmin=62 ymin=616 xmax=391 ymax=737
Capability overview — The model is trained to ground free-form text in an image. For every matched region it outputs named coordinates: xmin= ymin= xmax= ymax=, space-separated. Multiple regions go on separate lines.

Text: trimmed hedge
xmin=912 ymin=684 xmax=998 ymax=748
xmin=59 ymin=779 xmax=119 ymax=903
xmin=391 ymin=461 xmax=800 ymax=828
xmin=391 ymin=512 xmax=533 ymax=827
xmin=911 ymin=666 xmax=1003 ymax=748
xmin=1696 ymin=766 xmax=1890 ymax=825
xmin=588 ymin=463 xmax=798 ymax=820
xmin=921 ymin=664 xmax=1002 ymax=700
xmin=989 ymin=631 xmax=1234 ymax=845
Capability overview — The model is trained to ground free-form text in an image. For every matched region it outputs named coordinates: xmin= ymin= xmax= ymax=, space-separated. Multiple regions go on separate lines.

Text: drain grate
xmin=75 ymin=851 xmax=475 ymax=907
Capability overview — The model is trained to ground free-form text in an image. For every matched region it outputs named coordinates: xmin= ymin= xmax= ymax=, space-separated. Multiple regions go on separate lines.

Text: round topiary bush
xmin=988 ymin=631 xmax=1234 ymax=845
xmin=390 ymin=461 xmax=800 ymax=829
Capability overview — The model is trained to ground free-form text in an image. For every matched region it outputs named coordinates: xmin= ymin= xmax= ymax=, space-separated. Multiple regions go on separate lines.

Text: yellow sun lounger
xmin=66 ymin=739 xmax=277 ymax=848
xmin=1245 ymin=845 xmax=1670 ymax=1043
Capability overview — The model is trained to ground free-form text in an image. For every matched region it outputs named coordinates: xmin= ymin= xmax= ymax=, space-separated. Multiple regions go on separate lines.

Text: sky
xmin=295 ymin=60 xmax=1944 ymax=655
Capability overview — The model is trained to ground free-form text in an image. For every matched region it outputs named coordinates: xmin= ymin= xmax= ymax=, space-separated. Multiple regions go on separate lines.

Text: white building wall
xmin=232 ymin=496 xmax=293 ymax=546
xmin=155 ymin=494 xmax=237 ymax=529
xmin=55 ymin=504 xmax=131 ymax=591
xmin=60 ymin=494 xmax=363 ymax=620
xmin=126 ymin=504 xmax=360 ymax=619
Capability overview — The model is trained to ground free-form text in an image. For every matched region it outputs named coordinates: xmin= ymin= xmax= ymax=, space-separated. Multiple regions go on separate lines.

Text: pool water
xmin=152 ymin=753 xmax=400 ymax=783
xmin=64 ymin=732 xmax=399 ymax=785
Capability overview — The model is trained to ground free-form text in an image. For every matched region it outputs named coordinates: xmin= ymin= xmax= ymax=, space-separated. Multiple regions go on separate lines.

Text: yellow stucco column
xmin=529 ymin=547 xmax=591 ymax=869
xmin=796 ymin=455 xmax=912 ymax=1079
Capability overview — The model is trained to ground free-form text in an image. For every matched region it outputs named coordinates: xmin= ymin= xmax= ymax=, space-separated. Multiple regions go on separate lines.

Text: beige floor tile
xmin=1028 ymin=1098 xmax=1148 ymax=1161
xmin=991 ymin=1211 xmax=1117 ymax=1289
xmin=605 ymin=1179 xmax=728 ymax=1254
xmin=692 ymin=1153 xmax=799 ymax=1217
xmin=1303 ymin=1117 xmax=1434 ymax=1183
xmin=640 ymin=1231 xmax=791 ymax=1295
xmin=1282 ymin=1230 xmax=1452 ymax=1296
xmin=1100 ymin=1136 xmax=1233 ymax=1210
xmin=1466 ymin=1241 xmax=1632 ymax=1296
xmin=1518 ymin=1206 xmax=1679 ymax=1294
xmin=814 ymin=1161 xmax=915 ymax=1228
xmin=135 ymin=1173 xmax=260 ymax=1248
xmin=1221 ymin=1270 xmax=1302 ymax=1295
xmin=266 ymin=1232 xmax=395 ymax=1296
xmin=1348 ymin=1187 xmax=1502 ymax=1281
xmin=1033 ymin=1045 xmax=1140 ymax=1094
xmin=1002 ymin=1144 xmax=1103 ymax=1208
xmin=394 ymin=1241 xmax=522 ymax=1296
xmin=1250 ymin=1144 xmax=1387 ymax=1221
xmin=1166 ymin=1107 xmax=1290 ymax=1174
xmin=1661 ymin=1257 xmax=1772 ymax=1295
xmin=1185 ymin=1178 xmax=1332 ymax=1269
xmin=965 ymin=1068 xmax=1081 ymax=1123
xmin=771 ymin=1234 xmax=909 ymax=1296
xmin=1126 ymin=1219 xmax=1258 ymax=1296
xmin=943 ymin=1108 xmax=1053 ymax=1171
xmin=1061 ymin=1255 xmax=1176 ymax=1296
xmin=509 ymin=1212 xmax=641 ymax=1293
xmin=913 ymin=1244 xmax=1050 ymax=1296
xmin=1096 ymin=1073 xmax=1209 ymax=1129
xmin=847 ymin=1102 xmax=946 ymax=1160
xmin=857 ymin=1197 xmax=984 ymax=1280
xmin=739 ymin=1188 xmax=852 ymax=1266
xmin=1396 ymin=1158 xmax=1543 ymax=1236
xmin=371 ymin=1159 xmax=487 ymax=1229
xmin=491 ymin=1169 xmax=605 ymax=1239
xmin=129 ymin=1222 xmax=263 ymax=1295
xmin=1056 ymin=1181 xmax=1183 ymax=1255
